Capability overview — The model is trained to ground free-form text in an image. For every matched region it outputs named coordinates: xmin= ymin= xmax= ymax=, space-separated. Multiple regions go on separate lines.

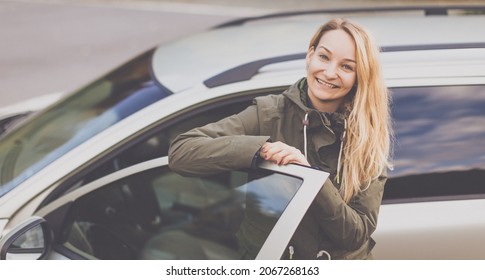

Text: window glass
xmin=64 ymin=98 xmax=255 ymax=190
xmin=62 ymin=166 xmax=303 ymax=260
xmin=384 ymin=85 xmax=485 ymax=202
xmin=42 ymin=88 xmax=286 ymax=204
xmin=0 ymin=49 xmax=169 ymax=198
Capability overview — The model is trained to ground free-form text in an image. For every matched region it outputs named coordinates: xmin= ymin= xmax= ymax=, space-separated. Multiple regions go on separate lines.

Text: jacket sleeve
xmin=168 ymin=104 xmax=270 ymax=177
xmin=310 ymin=170 xmax=387 ymax=251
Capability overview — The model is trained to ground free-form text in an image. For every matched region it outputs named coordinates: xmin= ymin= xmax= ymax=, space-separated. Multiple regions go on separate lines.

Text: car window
xmin=384 ymin=85 xmax=485 ymax=203
xmin=0 ymin=49 xmax=169 ymax=198
xmin=48 ymin=88 xmax=286 ymax=200
xmin=59 ymin=166 xmax=303 ymax=260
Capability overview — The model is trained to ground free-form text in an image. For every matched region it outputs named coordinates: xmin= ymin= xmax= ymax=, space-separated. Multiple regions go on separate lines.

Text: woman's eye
xmin=343 ymin=64 xmax=354 ymax=71
xmin=319 ymin=54 xmax=329 ymax=60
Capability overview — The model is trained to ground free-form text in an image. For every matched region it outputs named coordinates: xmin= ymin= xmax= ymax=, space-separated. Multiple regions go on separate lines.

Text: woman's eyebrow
xmin=319 ymin=45 xmax=356 ymax=64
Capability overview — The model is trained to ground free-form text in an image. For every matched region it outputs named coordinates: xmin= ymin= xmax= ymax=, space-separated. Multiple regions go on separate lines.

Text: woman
xmin=168 ymin=18 xmax=393 ymax=260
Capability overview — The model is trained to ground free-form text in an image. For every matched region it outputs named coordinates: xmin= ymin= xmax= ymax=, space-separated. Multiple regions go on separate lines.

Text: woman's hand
xmin=260 ymin=141 xmax=310 ymax=166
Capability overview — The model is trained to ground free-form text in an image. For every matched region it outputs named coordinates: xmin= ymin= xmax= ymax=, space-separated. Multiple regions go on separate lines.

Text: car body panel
xmin=382 ymin=49 xmax=485 ymax=81
xmin=374 ymin=198 xmax=485 ymax=259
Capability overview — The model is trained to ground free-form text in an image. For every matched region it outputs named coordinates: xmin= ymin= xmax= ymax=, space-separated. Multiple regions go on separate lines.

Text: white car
xmin=1 ymin=6 xmax=485 ymax=260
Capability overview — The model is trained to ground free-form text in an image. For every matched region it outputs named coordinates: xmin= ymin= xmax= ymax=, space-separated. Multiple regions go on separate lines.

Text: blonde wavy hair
xmin=309 ymin=18 xmax=393 ymax=203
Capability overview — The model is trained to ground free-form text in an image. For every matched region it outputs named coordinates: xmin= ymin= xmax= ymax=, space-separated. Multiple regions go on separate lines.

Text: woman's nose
xmin=324 ymin=63 xmax=338 ymax=78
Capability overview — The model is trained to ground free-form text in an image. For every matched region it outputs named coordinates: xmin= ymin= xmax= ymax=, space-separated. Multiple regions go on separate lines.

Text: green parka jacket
xmin=168 ymin=78 xmax=387 ymax=260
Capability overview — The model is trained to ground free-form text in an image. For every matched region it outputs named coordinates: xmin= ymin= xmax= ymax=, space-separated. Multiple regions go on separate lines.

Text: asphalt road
xmin=0 ymin=1 xmax=239 ymax=107
xmin=1 ymin=0 xmax=472 ymax=108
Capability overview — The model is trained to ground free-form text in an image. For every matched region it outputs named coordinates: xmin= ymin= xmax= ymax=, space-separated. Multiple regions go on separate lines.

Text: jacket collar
xmin=283 ymin=78 xmax=346 ymax=135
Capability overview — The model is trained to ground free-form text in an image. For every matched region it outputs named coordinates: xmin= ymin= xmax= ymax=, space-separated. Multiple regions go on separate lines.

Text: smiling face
xmin=306 ymin=29 xmax=357 ymax=112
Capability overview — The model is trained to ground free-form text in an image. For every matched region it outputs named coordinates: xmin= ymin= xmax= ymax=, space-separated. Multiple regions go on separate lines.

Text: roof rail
xmin=204 ymin=42 xmax=485 ymax=88
xmin=215 ymin=5 xmax=485 ymax=28
xmin=204 ymin=53 xmax=305 ymax=88
xmin=382 ymin=42 xmax=485 ymax=52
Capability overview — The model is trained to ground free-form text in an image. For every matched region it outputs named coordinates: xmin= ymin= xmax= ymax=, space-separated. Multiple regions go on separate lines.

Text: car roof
xmin=152 ymin=6 xmax=485 ymax=92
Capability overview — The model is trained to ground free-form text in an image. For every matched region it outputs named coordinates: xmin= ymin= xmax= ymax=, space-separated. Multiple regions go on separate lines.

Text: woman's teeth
xmin=317 ymin=78 xmax=337 ymax=88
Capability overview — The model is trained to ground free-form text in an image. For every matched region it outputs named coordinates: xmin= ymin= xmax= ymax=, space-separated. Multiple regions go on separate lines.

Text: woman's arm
xmin=168 ymin=105 xmax=270 ymax=177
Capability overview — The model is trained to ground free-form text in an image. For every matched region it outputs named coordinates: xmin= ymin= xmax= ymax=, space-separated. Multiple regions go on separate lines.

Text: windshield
xmin=0 ymin=49 xmax=170 ymax=198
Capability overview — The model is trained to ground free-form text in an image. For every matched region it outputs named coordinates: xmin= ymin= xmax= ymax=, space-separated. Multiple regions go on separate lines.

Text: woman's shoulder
xmin=253 ymin=83 xmax=300 ymax=107
xmin=253 ymin=93 xmax=286 ymax=107
xmin=251 ymin=94 xmax=290 ymax=118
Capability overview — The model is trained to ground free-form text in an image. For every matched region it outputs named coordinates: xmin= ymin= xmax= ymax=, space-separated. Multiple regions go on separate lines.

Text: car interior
xmin=59 ymin=166 xmax=302 ymax=260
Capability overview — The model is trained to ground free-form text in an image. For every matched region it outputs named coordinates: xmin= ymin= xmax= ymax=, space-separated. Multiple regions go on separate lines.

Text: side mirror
xmin=0 ymin=217 xmax=51 ymax=260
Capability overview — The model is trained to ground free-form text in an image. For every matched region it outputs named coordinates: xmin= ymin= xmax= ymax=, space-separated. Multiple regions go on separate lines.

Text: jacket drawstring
xmin=317 ymin=249 xmax=332 ymax=260
xmin=288 ymin=246 xmax=294 ymax=260
xmin=335 ymin=119 xmax=347 ymax=184
xmin=303 ymin=113 xmax=309 ymax=159
xmin=304 ymin=112 xmax=347 ymax=185
xmin=288 ymin=245 xmax=332 ymax=260
xmin=301 ymin=112 xmax=339 ymax=261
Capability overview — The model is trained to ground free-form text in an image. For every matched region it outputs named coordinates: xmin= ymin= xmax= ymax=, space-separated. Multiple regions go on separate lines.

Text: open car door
xmin=2 ymin=157 xmax=328 ymax=260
